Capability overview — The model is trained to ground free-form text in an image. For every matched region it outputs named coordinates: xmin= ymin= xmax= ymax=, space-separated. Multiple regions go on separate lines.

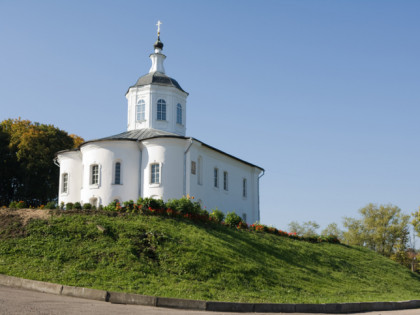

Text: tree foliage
xmin=288 ymin=220 xmax=320 ymax=237
xmin=0 ymin=118 xmax=83 ymax=206
xmin=343 ymin=203 xmax=410 ymax=257
xmin=321 ymin=223 xmax=344 ymax=240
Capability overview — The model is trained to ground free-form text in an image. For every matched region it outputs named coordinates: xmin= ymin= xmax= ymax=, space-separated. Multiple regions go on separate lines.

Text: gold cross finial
xmin=156 ymin=20 xmax=162 ymax=36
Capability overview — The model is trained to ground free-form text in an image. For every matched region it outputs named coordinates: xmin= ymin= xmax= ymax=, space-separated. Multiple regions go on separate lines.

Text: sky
xmin=1 ymin=0 xmax=419 ymax=233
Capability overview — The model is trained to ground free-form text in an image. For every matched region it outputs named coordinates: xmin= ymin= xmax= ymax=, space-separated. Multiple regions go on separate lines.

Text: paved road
xmin=1 ymin=285 xmax=420 ymax=315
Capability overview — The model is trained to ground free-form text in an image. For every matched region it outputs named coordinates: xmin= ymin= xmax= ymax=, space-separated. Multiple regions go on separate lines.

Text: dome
xmin=127 ymin=72 xmax=188 ymax=94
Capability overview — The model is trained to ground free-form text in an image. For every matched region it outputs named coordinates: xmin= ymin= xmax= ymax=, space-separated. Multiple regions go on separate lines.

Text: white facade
xmin=56 ymin=34 xmax=264 ymax=223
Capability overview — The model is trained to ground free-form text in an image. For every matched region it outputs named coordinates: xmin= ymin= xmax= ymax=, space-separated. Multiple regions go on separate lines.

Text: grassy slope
xmin=1 ymin=211 xmax=420 ymax=303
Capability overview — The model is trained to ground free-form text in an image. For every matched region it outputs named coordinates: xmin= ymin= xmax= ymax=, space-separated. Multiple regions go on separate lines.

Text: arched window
xmin=114 ymin=162 xmax=121 ymax=184
xmin=176 ymin=103 xmax=182 ymax=124
xmin=136 ymin=100 xmax=145 ymax=121
xmin=157 ymin=99 xmax=166 ymax=121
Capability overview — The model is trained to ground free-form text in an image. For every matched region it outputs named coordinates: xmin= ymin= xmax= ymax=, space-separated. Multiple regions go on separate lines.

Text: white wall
xmin=140 ymin=138 xmax=185 ymax=200
xmin=126 ymin=85 xmax=187 ymax=136
xmin=80 ymin=141 xmax=140 ymax=206
xmin=57 ymin=151 xmax=82 ymax=205
xmin=186 ymin=141 xmax=262 ymax=224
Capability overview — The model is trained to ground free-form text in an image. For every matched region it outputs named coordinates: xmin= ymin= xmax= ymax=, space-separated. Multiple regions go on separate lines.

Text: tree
xmin=343 ymin=203 xmax=410 ymax=257
xmin=0 ymin=118 xmax=83 ymax=206
xmin=288 ymin=220 xmax=320 ymax=237
xmin=321 ymin=223 xmax=344 ymax=240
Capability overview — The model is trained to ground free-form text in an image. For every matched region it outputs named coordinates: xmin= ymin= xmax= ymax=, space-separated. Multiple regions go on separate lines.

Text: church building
xmin=55 ymin=24 xmax=264 ymax=223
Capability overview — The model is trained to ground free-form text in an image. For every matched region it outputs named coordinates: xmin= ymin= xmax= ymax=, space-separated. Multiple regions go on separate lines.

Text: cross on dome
xmin=156 ymin=20 xmax=162 ymax=36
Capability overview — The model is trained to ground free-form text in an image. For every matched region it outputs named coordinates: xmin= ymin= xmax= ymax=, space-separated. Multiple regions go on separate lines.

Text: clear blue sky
xmin=1 ymin=0 xmax=419 ymax=233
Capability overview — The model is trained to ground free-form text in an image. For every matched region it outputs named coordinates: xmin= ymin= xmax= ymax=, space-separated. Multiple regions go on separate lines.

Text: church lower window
xmin=150 ymin=163 xmax=160 ymax=184
xmin=62 ymin=173 xmax=68 ymax=193
xmin=91 ymin=164 xmax=99 ymax=185
xmin=214 ymin=168 xmax=219 ymax=188
xmin=114 ymin=162 xmax=121 ymax=184
xmin=157 ymin=99 xmax=166 ymax=121
xmin=223 ymin=171 xmax=228 ymax=191
xmin=136 ymin=100 xmax=145 ymax=121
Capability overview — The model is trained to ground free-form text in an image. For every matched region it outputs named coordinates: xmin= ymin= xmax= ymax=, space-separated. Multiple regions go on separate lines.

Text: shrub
xmin=166 ymin=197 xmax=201 ymax=215
xmin=8 ymin=201 xmax=17 ymax=209
xmin=142 ymin=197 xmax=165 ymax=211
xmin=16 ymin=201 xmax=26 ymax=209
xmin=60 ymin=202 xmax=65 ymax=210
xmin=65 ymin=202 xmax=74 ymax=210
xmin=45 ymin=201 xmax=56 ymax=209
xmin=104 ymin=201 xmax=118 ymax=211
xmin=225 ymin=211 xmax=242 ymax=227
xmin=83 ymin=203 xmax=92 ymax=210
xmin=210 ymin=208 xmax=225 ymax=223
xmin=74 ymin=202 xmax=82 ymax=210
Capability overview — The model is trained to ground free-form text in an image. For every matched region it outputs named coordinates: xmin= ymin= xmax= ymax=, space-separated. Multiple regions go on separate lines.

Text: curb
xmin=1 ymin=274 xmax=420 ymax=313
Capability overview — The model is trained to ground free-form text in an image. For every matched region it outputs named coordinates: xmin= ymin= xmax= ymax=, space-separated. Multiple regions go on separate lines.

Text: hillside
xmin=1 ymin=208 xmax=420 ymax=304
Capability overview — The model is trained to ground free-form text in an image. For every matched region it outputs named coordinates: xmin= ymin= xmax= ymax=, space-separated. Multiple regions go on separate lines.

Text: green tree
xmin=288 ymin=220 xmax=320 ymax=237
xmin=343 ymin=203 xmax=410 ymax=257
xmin=0 ymin=118 xmax=83 ymax=206
xmin=321 ymin=223 xmax=344 ymax=240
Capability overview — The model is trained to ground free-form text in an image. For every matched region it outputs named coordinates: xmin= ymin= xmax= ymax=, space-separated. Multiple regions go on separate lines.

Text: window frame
xmin=157 ymin=99 xmax=166 ymax=121
xmin=176 ymin=103 xmax=182 ymax=125
xmin=214 ymin=168 xmax=219 ymax=188
xmin=242 ymin=178 xmax=247 ymax=198
xmin=90 ymin=164 xmax=99 ymax=186
xmin=150 ymin=163 xmax=160 ymax=185
xmin=223 ymin=171 xmax=228 ymax=191
xmin=136 ymin=99 xmax=146 ymax=121
xmin=114 ymin=161 xmax=122 ymax=185
xmin=61 ymin=173 xmax=69 ymax=194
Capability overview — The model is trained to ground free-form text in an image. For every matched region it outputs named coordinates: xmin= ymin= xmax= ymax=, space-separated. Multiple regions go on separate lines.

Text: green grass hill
xmin=1 ymin=209 xmax=420 ymax=303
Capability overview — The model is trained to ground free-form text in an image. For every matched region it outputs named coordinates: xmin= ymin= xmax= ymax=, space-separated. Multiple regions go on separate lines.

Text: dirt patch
xmin=0 ymin=208 xmax=51 ymax=226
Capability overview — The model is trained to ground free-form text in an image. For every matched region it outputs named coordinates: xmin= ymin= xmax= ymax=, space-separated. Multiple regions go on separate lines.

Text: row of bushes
xmin=5 ymin=197 xmax=340 ymax=244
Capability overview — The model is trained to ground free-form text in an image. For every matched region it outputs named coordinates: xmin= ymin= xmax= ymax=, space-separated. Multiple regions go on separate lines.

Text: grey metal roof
xmin=83 ymin=128 xmax=184 ymax=144
xmin=127 ymin=72 xmax=188 ymax=94
xmin=58 ymin=128 xmax=263 ymax=171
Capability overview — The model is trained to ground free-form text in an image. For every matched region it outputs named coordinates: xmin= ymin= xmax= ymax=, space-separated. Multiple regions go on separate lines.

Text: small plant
xmin=83 ymin=203 xmax=92 ymax=210
xmin=17 ymin=201 xmax=26 ymax=209
xmin=60 ymin=202 xmax=65 ymax=210
xmin=225 ymin=211 xmax=242 ymax=227
xmin=210 ymin=208 xmax=225 ymax=223
xmin=74 ymin=202 xmax=82 ymax=210
xmin=65 ymin=202 xmax=74 ymax=210
xmin=45 ymin=201 xmax=56 ymax=209
xmin=8 ymin=201 xmax=17 ymax=209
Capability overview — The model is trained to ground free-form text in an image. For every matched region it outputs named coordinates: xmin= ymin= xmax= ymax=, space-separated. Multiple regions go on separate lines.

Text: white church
xmin=56 ymin=24 xmax=264 ymax=223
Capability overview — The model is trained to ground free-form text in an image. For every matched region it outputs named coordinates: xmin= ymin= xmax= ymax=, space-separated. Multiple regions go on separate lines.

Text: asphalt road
xmin=1 ymin=285 xmax=420 ymax=315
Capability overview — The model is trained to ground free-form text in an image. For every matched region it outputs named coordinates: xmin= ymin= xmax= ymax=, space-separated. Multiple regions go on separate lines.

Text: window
xmin=176 ymin=103 xmax=182 ymax=124
xmin=197 ymin=156 xmax=203 ymax=185
xmin=91 ymin=164 xmax=99 ymax=185
xmin=242 ymin=178 xmax=247 ymax=197
xmin=62 ymin=173 xmax=68 ymax=193
xmin=136 ymin=100 xmax=145 ymax=121
xmin=191 ymin=161 xmax=196 ymax=174
xmin=223 ymin=171 xmax=228 ymax=191
xmin=150 ymin=163 xmax=160 ymax=184
xmin=114 ymin=162 xmax=121 ymax=184
xmin=242 ymin=213 xmax=247 ymax=223
xmin=157 ymin=99 xmax=166 ymax=121
xmin=214 ymin=168 xmax=219 ymax=188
